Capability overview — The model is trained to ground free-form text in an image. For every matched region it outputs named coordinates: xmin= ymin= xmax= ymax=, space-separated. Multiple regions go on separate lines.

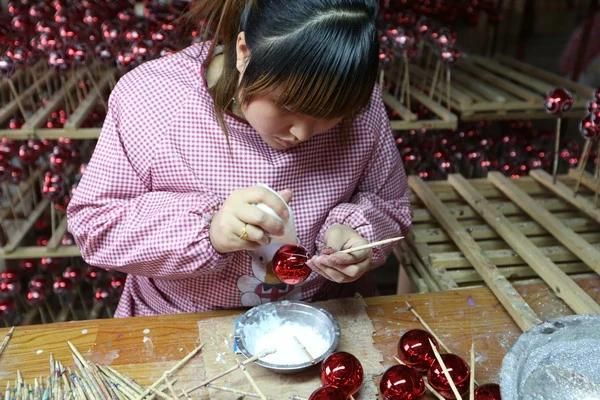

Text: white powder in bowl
xmin=242 ymin=314 xmax=331 ymax=366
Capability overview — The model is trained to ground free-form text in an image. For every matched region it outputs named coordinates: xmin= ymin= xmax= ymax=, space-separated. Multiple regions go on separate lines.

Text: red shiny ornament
xmin=398 ymin=329 xmax=439 ymax=371
xmin=427 ymin=353 xmax=470 ymax=399
xmin=63 ymin=266 xmax=82 ymax=283
xmin=580 ymin=114 xmax=599 ymax=139
xmin=36 ymin=236 xmax=49 ymax=247
xmin=595 ymin=87 xmax=600 ymax=102
xmin=85 ymin=266 xmax=102 ymax=284
xmin=474 ymin=383 xmax=501 ymax=400
xmin=544 ymin=88 xmax=574 ymax=115
xmin=53 ymin=277 xmax=74 ymax=300
xmin=0 ymin=56 xmax=16 ymax=77
xmin=9 ymin=166 xmax=26 ymax=184
xmin=25 ymin=288 xmax=46 ymax=307
xmin=379 ymin=364 xmax=425 ymax=400
xmin=94 ymin=287 xmax=111 ymax=303
xmin=272 ymin=244 xmax=311 ymax=285
xmin=0 ymin=299 xmax=17 ymax=320
xmin=18 ymin=259 xmax=37 ymax=274
xmin=110 ymin=275 xmax=125 ymax=292
xmin=320 ymin=352 xmax=364 ymax=396
xmin=40 ymin=257 xmax=60 ymax=272
xmin=18 ymin=144 xmax=37 ymax=165
xmin=308 ymin=385 xmax=347 ymax=400
xmin=0 ymin=271 xmax=19 ymax=283
xmin=30 ymin=275 xmax=50 ymax=293
xmin=0 ymin=280 xmax=21 ymax=299
xmin=440 ymin=46 xmax=460 ymax=65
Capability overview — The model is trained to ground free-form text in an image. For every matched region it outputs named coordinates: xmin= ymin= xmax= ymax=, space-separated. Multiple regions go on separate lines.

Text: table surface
xmin=0 ymin=277 xmax=598 ymax=398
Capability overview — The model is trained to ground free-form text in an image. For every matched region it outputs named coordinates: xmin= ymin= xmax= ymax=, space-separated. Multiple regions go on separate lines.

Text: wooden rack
xmin=405 ymin=170 xmax=600 ymax=330
xmin=0 ymin=63 xmax=116 ymax=139
xmin=422 ymin=54 xmax=594 ymax=121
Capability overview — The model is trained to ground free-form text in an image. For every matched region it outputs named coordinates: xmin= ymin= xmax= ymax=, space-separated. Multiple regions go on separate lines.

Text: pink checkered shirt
xmin=67 ymin=43 xmax=412 ymax=317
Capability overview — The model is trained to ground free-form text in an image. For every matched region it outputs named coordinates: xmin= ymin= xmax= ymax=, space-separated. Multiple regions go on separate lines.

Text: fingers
xmin=239 ymin=222 xmax=271 ymax=246
xmin=235 ymin=203 xmax=285 ymax=237
xmin=307 ymin=255 xmax=368 ymax=283
xmin=240 ymin=186 xmax=291 ymax=221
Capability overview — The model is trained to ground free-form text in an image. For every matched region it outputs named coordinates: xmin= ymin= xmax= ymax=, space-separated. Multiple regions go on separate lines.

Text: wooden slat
xmin=430 ymin=242 xmax=599 ymax=269
xmin=449 ymin=262 xmax=590 ymax=284
xmin=409 ymin=65 xmax=474 ymax=107
xmin=568 ymin=168 xmax=600 ymax=194
xmin=64 ymin=69 xmax=114 ymax=130
xmin=448 ymin=173 xmax=600 ymax=315
xmin=409 ymin=240 xmax=458 ymax=290
xmin=451 ymin=69 xmax=509 ymax=102
xmin=0 ymin=245 xmax=80 ymax=259
xmin=408 ymin=175 xmax=541 ymax=331
xmin=46 ymin=216 xmax=69 ymax=250
xmin=531 ymin=169 xmax=600 ymax=225
xmin=382 ymin=92 xmax=417 ymax=121
xmin=2 ymin=199 xmax=50 ymax=253
xmin=0 ymin=69 xmax=56 ymax=126
xmin=0 ymin=128 xmax=101 ymax=140
xmin=410 ymin=88 xmax=458 ymax=123
xmin=412 ymin=197 xmax=573 ymax=223
xmin=496 ymin=56 xmax=594 ymax=98
xmin=488 ymin=171 xmax=600 ymax=276
xmin=413 ymin=214 xmax=597 ymax=243
xmin=456 ymin=59 xmax=539 ymax=102
xmin=405 ymin=245 xmax=442 ymax=292
xmin=469 ymin=55 xmax=554 ymax=94
xmin=21 ymin=68 xmax=90 ymax=131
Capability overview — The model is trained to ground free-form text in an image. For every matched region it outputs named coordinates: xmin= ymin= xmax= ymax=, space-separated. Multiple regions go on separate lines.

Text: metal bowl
xmin=500 ymin=315 xmax=600 ymax=400
xmin=234 ymin=300 xmax=341 ymax=373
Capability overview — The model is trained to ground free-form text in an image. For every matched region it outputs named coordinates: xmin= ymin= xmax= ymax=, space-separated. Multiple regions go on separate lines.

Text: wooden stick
xmin=206 ymin=383 xmax=261 ymax=398
xmin=552 ymin=118 xmax=562 ymax=184
xmin=405 ymin=302 xmax=451 ymax=353
xmin=394 ymin=356 xmax=444 ymax=400
xmin=135 ymin=343 xmax=204 ymax=400
xmin=292 ymin=335 xmax=315 ymax=363
xmin=429 ymin=339 xmax=462 ymax=400
xmin=469 ymin=342 xmax=475 ymax=400
xmin=594 ymin=141 xmax=600 ymax=206
xmin=340 ymin=236 xmax=405 ymax=254
xmin=186 ymin=349 xmax=275 ymax=394
xmin=237 ymin=360 xmax=267 ymax=400
xmin=574 ymin=138 xmax=593 ymax=197
xmin=0 ymin=326 xmax=15 ymax=357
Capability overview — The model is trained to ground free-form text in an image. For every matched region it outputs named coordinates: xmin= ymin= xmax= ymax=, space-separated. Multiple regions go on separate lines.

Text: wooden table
xmin=0 ymin=278 xmax=597 ymax=398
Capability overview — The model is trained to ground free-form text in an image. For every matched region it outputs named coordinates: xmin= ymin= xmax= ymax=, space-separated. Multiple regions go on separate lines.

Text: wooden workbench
xmin=0 ymin=277 xmax=598 ymax=398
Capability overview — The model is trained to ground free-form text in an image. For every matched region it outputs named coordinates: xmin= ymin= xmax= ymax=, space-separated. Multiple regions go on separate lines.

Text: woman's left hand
xmin=306 ymin=224 xmax=372 ymax=283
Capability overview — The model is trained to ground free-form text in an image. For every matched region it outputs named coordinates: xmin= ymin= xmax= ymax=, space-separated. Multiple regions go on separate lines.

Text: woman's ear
xmin=235 ymin=32 xmax=250 ymax=74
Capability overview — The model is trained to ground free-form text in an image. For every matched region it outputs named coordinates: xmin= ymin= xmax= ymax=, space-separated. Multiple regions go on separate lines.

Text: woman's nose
xmin=290 ymin=123 xmax=313 ymax=142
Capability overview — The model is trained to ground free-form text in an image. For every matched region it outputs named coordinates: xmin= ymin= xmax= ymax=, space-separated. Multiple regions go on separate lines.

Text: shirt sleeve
xmin=315 ymin=87 xmax=412 ymax=267
xmin=67 ymin=77 xmax=231 ymax=279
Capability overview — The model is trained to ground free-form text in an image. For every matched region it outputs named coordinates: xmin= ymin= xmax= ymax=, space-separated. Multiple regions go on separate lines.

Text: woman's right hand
xmin=209 ymin=186 xmax=292 ymax=253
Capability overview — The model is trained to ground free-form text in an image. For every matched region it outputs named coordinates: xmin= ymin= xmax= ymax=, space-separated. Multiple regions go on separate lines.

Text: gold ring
xmin=239 ymin=224 xmax=249 ymax=241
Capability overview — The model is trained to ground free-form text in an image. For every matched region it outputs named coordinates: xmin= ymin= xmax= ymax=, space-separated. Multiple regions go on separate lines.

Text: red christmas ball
xmin=474 ymin=383 xmax=501 ymax=400
xmin=398 ymin=329 xmax=439 ymax=372
xmin=25 ymin=288 xmax=47 ymax=307
xmin=380 ymin=364 xmax=425 ymax=400
xmin=580 ymin=114 xmax=599 ymax=139
xmin=308 ymin=385 xmax=347 ymax=400
xmin=110 ymin=275 xmax=126 ymax=292
xmin=94 ymin=287 xmax=111 ymax=303
xmin=272 ymin=244 xmax=311 ymax=285
xmin=320 ymin=351 xmax=364 ymax=396
xmin=595 ymin=87 xmax=600 ymax=102
xmin=544 ymin=88 xmax=574 ymax=115
xmin=427 ymin=354 xmax=470 ymax=399
xmin=29 ymin=275 xmax=50 ymax=293
xmin=63 ymin=266 xmax=82 ymax=283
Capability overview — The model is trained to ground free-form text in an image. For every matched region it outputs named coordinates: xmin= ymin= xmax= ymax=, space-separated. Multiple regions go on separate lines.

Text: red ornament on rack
xmin=398 ymin=329 xmax=439 ymax=372
xmin=272 ymin=244 xmax=311 ymax=285
xmin=474 ymin=383 xmax=502 ymax=400
xmin=544 ymin=88 xmax=574 ymax=115
xmin=308 ymin=385 xmax=347 ymax=400
xmin=320 ymin=351 xmax=364 ymax=397
xmin=379 ymin=364 xmax=425 ymax=400
xmin=427 ymin=353 xmax=470 ymax=399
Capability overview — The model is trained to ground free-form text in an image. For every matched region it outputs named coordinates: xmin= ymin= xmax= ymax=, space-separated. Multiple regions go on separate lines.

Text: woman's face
xmin=235 ymin=32 xmax=342 ymax=150
xmin=240 ymin=95 xmax=343 ymax=151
